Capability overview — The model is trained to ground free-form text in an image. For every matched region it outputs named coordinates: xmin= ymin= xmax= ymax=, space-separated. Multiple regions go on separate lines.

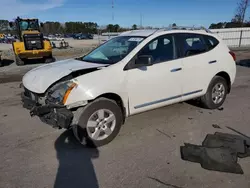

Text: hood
xmin=22 ymin=58 xmax=106 ymax=93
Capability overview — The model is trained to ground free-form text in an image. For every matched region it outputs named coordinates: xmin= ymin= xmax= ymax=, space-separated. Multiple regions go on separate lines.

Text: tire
xmin=44 ymin=55 xmax=56 ymax=63
xmin=15 ymin=55 xmax=25 ymax=66
xmin=201 ymin=76 xmax=228 ymax=109
xmin=72 ymin=97 xmax=123 ymax=147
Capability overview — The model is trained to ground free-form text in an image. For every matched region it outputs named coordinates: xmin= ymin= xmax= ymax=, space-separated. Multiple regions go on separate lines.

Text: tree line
xmin=1 ymin=0 xmax=249 ymax=34
xmin=209 ymin=0 xmax=249 ymax=29
xmin=0 ymin=20 xmax=140 ymax=35
xmin=0 ymin=20 xmax=99 ymax=34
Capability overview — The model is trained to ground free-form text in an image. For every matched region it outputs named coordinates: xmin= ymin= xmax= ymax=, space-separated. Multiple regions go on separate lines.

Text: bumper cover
xmin=21 ymin=92 xmax=73 ymax=129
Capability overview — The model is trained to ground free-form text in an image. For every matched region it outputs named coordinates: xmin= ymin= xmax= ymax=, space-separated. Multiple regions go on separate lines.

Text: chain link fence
xmin=211 ymin=28 xmax=250 ymax=48
xmin=98 ymin=28 xmax=250 ymax=48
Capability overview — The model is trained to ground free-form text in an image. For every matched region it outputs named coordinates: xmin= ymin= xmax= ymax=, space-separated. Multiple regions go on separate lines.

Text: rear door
xmin=176 ymin=33 xmax=220 ymax=101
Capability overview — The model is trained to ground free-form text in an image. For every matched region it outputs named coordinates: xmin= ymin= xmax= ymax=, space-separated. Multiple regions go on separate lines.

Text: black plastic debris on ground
xmin=180 ymin=132 xmax=250 ymax=174
xmin=212 ymin=124 xmax=221 ymax=129
xmin=218 ymin=107 xmax=224 ymax=111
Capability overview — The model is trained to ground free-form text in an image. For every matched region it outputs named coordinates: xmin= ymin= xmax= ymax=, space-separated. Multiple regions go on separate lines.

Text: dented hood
xmin=22 ymin=58 xmax=106 ymax=93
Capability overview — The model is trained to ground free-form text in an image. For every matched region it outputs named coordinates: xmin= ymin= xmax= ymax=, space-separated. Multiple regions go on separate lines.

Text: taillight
xmin=229 ymin=51 xmax=236 ymax=61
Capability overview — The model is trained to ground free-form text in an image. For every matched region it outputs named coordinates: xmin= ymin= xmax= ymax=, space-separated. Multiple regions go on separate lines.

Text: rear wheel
xmin=15 ymin=55 xmax=25 ymax=66
xmin=44 ymin=54 xmax=56 ymax=63
xmin=201 ymin=76 xmax=228 ymax=109
xmin=72 ymin=98 xmax=123 ymax=147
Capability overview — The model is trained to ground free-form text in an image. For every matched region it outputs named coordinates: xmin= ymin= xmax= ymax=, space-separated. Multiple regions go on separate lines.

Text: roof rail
xmin=152 ymin=26 xmax=212 ymax=34
xmin=171 ymin=26 xmax=212 ymax=33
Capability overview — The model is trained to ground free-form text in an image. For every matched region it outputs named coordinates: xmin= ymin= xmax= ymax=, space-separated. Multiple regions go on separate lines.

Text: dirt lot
xmin=0 ymin=50 xmax=250 ymax=188
xmin=0 ymin=39 xmax=98 ymax=83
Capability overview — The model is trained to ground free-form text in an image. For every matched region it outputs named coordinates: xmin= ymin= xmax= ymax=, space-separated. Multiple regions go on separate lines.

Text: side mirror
xmin=9 ymin=22 xmax=14 ymax=28
xmin=40 ymin=22 xmax=44 ymax=27
xmin=135 ymin=55 xmax=153 ymax=67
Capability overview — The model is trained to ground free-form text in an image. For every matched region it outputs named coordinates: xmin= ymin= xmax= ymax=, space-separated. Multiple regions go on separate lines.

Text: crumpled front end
xmin=21 ymin=87 xmax=74 ymax=129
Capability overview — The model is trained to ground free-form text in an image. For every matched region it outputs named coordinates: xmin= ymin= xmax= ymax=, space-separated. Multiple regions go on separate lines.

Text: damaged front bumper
xmin=21 ymin=92 xmax=73 ymax=129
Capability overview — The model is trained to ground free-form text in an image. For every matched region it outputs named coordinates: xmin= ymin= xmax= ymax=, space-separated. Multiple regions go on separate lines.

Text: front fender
xmin=64 ymin=62 xmax=129 ymax=113
xmin=65 ymin=82 xmax=129 ymax=114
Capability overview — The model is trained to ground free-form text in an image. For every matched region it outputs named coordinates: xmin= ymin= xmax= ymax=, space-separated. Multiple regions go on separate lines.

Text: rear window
xmin=203 ymin=35 xmax=219 ymax=50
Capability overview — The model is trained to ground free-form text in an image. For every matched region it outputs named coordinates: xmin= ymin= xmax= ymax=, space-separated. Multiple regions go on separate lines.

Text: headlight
xmin=47 ymin=81 xmax=77 ymax=105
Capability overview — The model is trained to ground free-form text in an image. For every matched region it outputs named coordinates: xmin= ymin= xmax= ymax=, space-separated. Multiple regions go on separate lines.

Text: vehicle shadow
xmin=24 ymin=59 xmax=47 ymax=65
xmin=54 ymin=130 xmax=99 ymax=188
xmin=0 ymin=59 xmax=14 ymax=67
xmin=185 ymin=99 xmax=203 ymax=108
xmin=237 ymin=59 xmax=250 ymax=68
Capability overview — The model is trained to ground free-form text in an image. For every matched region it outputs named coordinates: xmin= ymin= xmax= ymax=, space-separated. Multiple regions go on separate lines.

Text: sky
xmin=1 ymin=0 xmax=249 ymax=28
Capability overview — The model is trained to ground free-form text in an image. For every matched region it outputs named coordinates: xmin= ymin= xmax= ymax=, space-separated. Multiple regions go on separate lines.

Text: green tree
xmin=113 ymin=24 xmax=120 ymax=32
xmin=106 ymin=24 xmax=114 ymax=32
xmin=64 ymin=22 xmax=98 ymax=34
xmin=0 ymin=20 xmax=9 ymax=32
xmin=132 ymin=24 xmax=137 ymax=30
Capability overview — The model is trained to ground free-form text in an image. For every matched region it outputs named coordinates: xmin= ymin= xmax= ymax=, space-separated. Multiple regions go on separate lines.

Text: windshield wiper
xmin=75 ymin=57 xmax=109 ymax=64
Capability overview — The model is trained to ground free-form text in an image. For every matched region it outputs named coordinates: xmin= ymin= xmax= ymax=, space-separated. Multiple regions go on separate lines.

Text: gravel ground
xmin=0 ymin=51 xmax=250 ymax=188
xmin=0 ymin=45 xmax=96 ymax=83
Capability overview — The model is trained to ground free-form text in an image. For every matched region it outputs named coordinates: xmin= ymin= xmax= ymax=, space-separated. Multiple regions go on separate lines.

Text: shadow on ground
xmin=0 ymin=74 xmax=23 ymax=84
xmin=185 ymin=99 xmax=203 ymax=108
xmin=0 ymin=59 xmax=14 ymax=67
xmin=23 ymin=58 xmax=49 ymax=65
xmin=54 ymin=130 xmax=99 ymax=188
xmin=0 ymin=58 xmax=46 ymax=67
xmin=237 ymin=59 xmax=250 ymax=68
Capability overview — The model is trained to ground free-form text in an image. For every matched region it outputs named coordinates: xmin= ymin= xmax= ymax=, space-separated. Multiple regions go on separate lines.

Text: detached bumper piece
xmin=180 ymin=132 xmax=250 ymax=174
xmin=180 ymin=143 xmax=243 ymax=174
xmin=21 ymin=92 xmax=73 ymax=129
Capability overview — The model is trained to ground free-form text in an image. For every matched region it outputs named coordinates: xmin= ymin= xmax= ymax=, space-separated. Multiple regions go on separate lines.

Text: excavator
xmin=9 ymin=17 xmax=54 ymax=66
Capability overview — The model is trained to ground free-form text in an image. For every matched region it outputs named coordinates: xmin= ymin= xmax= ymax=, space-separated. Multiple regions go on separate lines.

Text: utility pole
xmin=140 ymin=13 xmax=143 ymax=29
xmin=112 ymin=0 xmax=114 ymax=21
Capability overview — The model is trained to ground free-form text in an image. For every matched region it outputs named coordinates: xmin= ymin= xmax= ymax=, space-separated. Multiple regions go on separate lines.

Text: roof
xmin=119 ymin=29 xmax=158 ymax=37
xmin=119 ymin=27 xmax=212 ymax=37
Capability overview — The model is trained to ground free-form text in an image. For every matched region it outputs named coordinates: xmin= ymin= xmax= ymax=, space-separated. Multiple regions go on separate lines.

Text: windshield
xmin=19 ymin=20 xmax=39 ymax=31
xmin=82 ymin=36 xmax=145 ymax=64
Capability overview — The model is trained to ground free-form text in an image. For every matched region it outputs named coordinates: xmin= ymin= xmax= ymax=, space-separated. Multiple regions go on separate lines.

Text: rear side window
xmin=178 ymin=33 xmax=207 ymax=57
xmin=203 ymin=35 xmax=219 ymax=50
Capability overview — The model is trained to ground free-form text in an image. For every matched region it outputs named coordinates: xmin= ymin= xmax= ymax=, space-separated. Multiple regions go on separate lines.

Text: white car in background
xmin=21 ymin=27 xmax=236 ymax=147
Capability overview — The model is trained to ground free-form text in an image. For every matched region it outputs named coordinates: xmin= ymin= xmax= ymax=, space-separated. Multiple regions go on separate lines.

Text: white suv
xmin=21 ymin=27 xmax=236 ymax=147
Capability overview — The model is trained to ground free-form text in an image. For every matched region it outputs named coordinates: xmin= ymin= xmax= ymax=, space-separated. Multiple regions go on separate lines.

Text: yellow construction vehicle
xmin=9 ymin=17 xmax=54 ymax=66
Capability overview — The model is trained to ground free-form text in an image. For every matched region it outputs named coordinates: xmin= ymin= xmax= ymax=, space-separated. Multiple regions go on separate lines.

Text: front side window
xmin=137 ymin=35 xmax=175 ymax=64
xmin=82 ymin=36 xmax=145 ymax=64
xmin=178 ymin=34 xmax=207 ymax=57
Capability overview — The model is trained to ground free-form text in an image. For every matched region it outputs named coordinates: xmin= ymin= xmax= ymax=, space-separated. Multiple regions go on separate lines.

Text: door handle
xmin=171 ymin=68 xmax=182 ymax=72
xmin=209 ymin=60 xmax=217 ymax=64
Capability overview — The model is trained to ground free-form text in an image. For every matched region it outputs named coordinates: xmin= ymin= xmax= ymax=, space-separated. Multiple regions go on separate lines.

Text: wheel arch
xmin=93 ymin=93 xmax=127 ymax=123
xmin=215 ymin=71 xmax=231 ymax=93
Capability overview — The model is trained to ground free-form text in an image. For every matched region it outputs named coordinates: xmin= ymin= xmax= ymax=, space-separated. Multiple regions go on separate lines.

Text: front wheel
xmin=200 ymin=76 xmax=228 ymax=109
xmin=72 ymin=98 xmax=123 ymax=147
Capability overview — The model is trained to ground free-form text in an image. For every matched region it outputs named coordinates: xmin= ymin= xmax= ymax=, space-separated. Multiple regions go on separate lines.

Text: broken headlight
xmin=47 ymin=81 xmax=77 ymax=105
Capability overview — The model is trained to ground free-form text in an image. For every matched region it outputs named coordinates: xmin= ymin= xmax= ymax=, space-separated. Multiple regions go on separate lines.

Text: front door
xmin=126 ymin=34 xmax=183 ymax=115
